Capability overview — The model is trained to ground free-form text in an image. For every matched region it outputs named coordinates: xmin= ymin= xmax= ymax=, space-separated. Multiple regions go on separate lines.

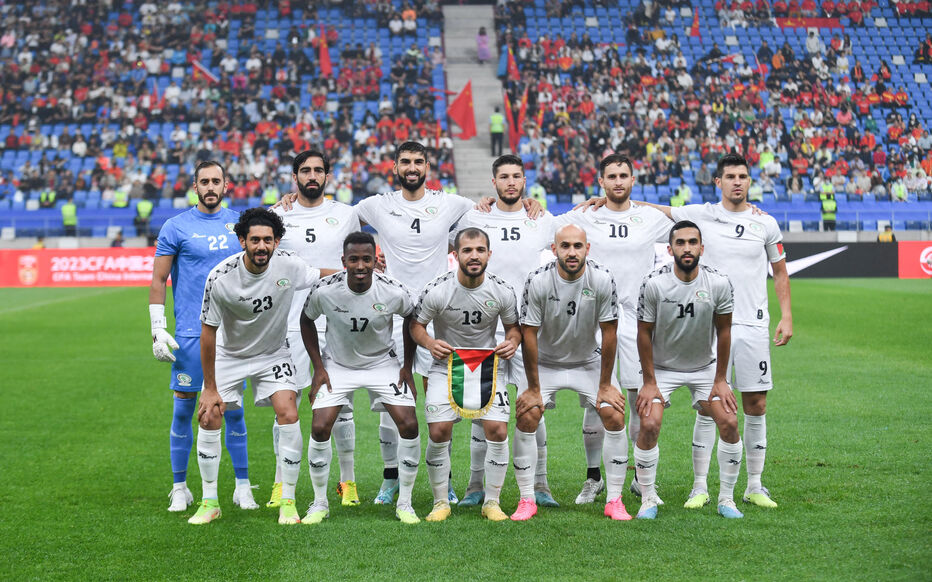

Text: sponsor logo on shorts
xmin=484 ymin=300 xmax=497 ymax=309
xmin=277 ymin=278 xmax=291 ymax=288
xmin=326 ymin=217 xmax=339 ymax=226
xmin=373 ymin=303 xmax=387 ymax=311
xmin=177 ymin=373 xmax=193 ymax=387
xmin=425 ymin=206 xmax=438 ymax=215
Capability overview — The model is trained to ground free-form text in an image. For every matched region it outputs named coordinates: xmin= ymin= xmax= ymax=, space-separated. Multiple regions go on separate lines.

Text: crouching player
xmin=191 ymin=208 xmax=330 ymax=525
xmin=634 ymin=220 xmax=744 ymax=519
xmin=300 ymin=232 xmax=422 ymax=525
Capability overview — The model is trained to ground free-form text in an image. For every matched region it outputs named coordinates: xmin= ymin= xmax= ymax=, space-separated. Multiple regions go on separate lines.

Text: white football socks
xmin=582 ymin=406 xmax=605 ymax=471
xmin=467 ymin=419 xmax=486 ymax=492
xmin=397 ymin=436 xmax=420 ymax=507
xmin=333 ymin=411 xmax=356 ymax=482
xmin=379 ymin=411 xmax=399 ymax=472
xmin=308 ymin=437 xmax=332 ymax=506
xmin=277 ymin=421 xmax=302 ymax=501
xmin=513 ymin=428 xmax=537 ymax=500
xmin=744 ymin=414 xmax=767 ymax=491
xmin=603 ymin=428 xmax=629 ymax=500
xmin=425 ymin=439 xmax=450 ymax=504
xmin=692 ymin=413 xmax=716 ymax=491
xmin=718 ymin=438 xmax=743 ymax=503
xmin=196 ymin=428 xmax=222 ymax=500
xmin=484 ymin=438 xmax=509 ymax=503
xmin=633 ymin=444 xmax=659 ymax=500
xmin=535 ymin=418 xmax=549 ymax=489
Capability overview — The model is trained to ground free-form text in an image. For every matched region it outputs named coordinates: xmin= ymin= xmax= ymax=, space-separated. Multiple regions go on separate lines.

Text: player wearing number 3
xmin=191 ymin=208 xmax=334 ymax=525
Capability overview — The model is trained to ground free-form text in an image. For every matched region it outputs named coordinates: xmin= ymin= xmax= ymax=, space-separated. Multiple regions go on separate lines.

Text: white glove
xmin=150 ymin=304 xmax=179 ymax=362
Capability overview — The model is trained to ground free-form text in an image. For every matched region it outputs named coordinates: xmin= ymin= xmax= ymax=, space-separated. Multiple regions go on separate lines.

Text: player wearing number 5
xmin=411 ymin=227 xmax=521 ymax=523
xmin=191 ymin=208 xmax=333 ymax=525
xmin=299 ymin=232 xmax=423 ymax=525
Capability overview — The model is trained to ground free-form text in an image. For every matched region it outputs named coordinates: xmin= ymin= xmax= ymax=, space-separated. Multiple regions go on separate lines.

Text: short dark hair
xmin=599 ymin=154 xmax=634 ymax=177
xmin=492 ymin=154 xmax=524 ymax=176
xmin=669 ymin=220 xmax=702 ymax=245
xmin=343 ymin=231 xmax=376 ymax=254
xmin=234 ymin=207 xmax=286 ymax=240
xmin=194 ymin=160 xmax=226 ymax=182
xmin=394 ymin=141 xmax=428 ymax=162
xmin=715 ymin=153 xmax=749 ymax=179
xmin=454 ymin=227 xmax=490 ymax=251
xmin=293 ymin=150 xmax=330 ymax=175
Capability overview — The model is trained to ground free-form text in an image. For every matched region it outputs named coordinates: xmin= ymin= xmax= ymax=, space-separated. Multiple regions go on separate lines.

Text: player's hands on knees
xmin=774 ymin=317 xmax=793 ymax=346
xmin=270 ymin=192 xmax=298 ymax=211
xmin=152 ymin=329 xmax=179 ymax=362
xmin=515 ymin=389 xmax=544 ymax=420
xmin=596 ymin=383 xmax=625 ymax=415
xmin=309 ymin=369 xmax=332 ymax=405
xmin=493 ymin=338 xmax=518 ymax=360
xmin=197 ymin=389 xmax=225 ymax=426
xmin=428 ymin=339 xmax=453 ymax=360
xmin=708 ymin=379 xmax=737 ymax=414
xmin=573 ymin=197 xmax=606 ymax=212
xmin=398 ymin=366 xmax=416 ymax=401
xmin=636 ymin=382 xmax=663 ymax=417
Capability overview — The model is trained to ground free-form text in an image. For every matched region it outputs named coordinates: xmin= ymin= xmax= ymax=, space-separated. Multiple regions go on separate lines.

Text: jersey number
xmin=677 ymin=302 xmax=695 ymax=318
xmin=252 ymin=296 xmax=273 ymax=313
xmin=609 ymin=224 xmax=629 ymax=238
xmin=208 ymin=236 xmax=228 ymax=251
xmin=305 ymin=228 xmax=316 ymax=243
xmin=759 ymin=361 xmax=768 ymax=376
xmin=735 ymin=224 xmax=745 ymax=238
xmin=391 ymin=382 xmax=409 ymax=396
xmin=566 ymin=301 xmax=577 ymax=315
xmin=411 ymin=218 xmax=421 ymax=233
xmin=272 ymin=363 xmax=293 ymax=379
xmin=350 ymin=317 xmax=369 ymax=332
xmin=496 ymin=391 xmax=510 ymax=407
xmin=462 ymin=310 xmax=482 ymax=325
xmin=500 ymin=227 xmax=521 ymax=241
xmin=757 ymin=309 xmax=764 ymax=320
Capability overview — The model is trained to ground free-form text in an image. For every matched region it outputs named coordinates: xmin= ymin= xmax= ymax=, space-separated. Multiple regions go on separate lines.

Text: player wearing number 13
xmin=191 ymin=208 xmax=330 ymax=525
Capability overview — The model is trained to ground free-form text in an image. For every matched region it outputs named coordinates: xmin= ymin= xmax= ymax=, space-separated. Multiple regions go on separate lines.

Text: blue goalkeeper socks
xmin=224 ymin=407 xmax=249 ymax=480
xmin=170 ymin=396 xmax=196 ymax=483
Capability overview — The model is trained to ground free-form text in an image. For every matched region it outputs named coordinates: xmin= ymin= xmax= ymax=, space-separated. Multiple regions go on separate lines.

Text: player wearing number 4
xmin=149 ymin=161 xmax=256 ymax=513
xmin=634 ymin=221 xmax=743 ymax=519
xmin=299 ymin=232 xmax=422 ymax=525
xmin=411 ymin=227 xmax=522 ymax=523
xmin=514 ymin=224 xmax=630 ymax=521
xmin=190 ymin=208 xmax=335 ymax=525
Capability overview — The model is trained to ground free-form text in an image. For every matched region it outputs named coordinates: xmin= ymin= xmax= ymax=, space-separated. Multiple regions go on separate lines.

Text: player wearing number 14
xmin=191 ymin=208 xmax=331 ymax=525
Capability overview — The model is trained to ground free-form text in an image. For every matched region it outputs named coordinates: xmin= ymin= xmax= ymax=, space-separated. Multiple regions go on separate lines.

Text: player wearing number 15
xmin=191 ymin=208 xmax=328 ymax=525
xmin=299 ymin=232 xmax=422 ymax=525
xmin=149 ymin=161 xmax=255 ymax=514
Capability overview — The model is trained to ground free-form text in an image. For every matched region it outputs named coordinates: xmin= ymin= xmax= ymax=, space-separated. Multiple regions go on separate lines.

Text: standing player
xmin=513 ymin=225 xmax=630 ymax=522
xmin=149 ymin=161 xmax=257 ymax=512
xmin=190 ymin=207 xmax=328 ymax=525
xmin=556 ymin=154 xmax=671 ymax=504
xmin=453 ymin=155 xmax=558 ymax=508
xmin=300 ymin=232 xmax=422 ymax=525
xmin=411 ymin=227 xmax=521 ymax=522
xmin=634 ymin=221 xmax=744 ymax=519
xmin=270 ymin=150 xmax=362 ymax=509
xmin=668 ymin=154 xmax=792 ymax=509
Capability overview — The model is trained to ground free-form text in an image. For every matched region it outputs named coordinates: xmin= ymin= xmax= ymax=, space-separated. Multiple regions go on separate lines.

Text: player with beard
xmin=634 ymin=221 xmax=742 ymax=519
xmin=410 ymin=227 xmax=521 ymax=522
xmin=268 ymin=151 xmax=364 ymax=509
xmin=452 ymin=155 xmax=558 ymax=508
xmin=149 ymin=161 xmax=258 ymax=513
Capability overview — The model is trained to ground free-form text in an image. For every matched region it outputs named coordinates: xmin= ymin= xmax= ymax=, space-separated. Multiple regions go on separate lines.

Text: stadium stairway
xmin=443 ymin=4 xmax=500 ymax=199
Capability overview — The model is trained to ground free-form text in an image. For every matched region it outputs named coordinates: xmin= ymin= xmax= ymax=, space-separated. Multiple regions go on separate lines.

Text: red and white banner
xmin=0 ymin=248 xmax=156 ymax=287
xmin=897 ymin=241 xmax=932 ymax=279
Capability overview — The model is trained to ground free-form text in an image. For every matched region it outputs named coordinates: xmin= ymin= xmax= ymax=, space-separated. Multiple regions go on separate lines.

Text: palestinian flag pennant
xmin=448 ymin=348 xmax=499 ymax=419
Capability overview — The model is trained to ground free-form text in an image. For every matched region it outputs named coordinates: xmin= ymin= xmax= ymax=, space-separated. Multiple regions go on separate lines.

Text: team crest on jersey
xmin=176 ymin=373 xmax=193 ymax=387
xmin=582 ymin=288 xmax=595 ymax=297
xmin=373 ymin=303 xmax=387 ymax=311
xmin=484 ymin=300 xmax=498 ymax=309
xmin=224 ymin=223 xmax=235 ymax=233
xmin=695 ymin=290 xmax=711 ymax=301
xmin=326 ymin=217 xmax=339 ymax=226
xmin=749 ymin=223 xmax=763 ymax=233
xmin=630 ymin=216 xmax=643 ymax=224
xmin=425 ymin=206 xmax=438 ymax=215
xmin=277 ymin=278 xmax=291 ymax=288
xmin=524 ymin=219 xmax=537 ymax=229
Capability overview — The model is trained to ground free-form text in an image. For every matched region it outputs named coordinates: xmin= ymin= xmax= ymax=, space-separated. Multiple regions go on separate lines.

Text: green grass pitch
xmin=1 ymin=279 xmax=929 ymax=581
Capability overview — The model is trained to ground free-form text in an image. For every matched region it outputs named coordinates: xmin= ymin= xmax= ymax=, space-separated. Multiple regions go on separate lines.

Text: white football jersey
xmin=356 ymin=189 xmax=474 ymax=294
xmin=637 ymin=263 xmax=734 ymax=372
xmin=414 ymin=271 xmax=518 ymax=372
xmin=201 ymin=251 xmax=321 ymax=358
xmin=557 ymin=202 xmax=671 ymax=315
xmin=454 ymin=206 xmax=555 ymax=295
xmin=671 ymin=203 xmax=784 ymax=327
xmin=303 ymin=271 xmax=415 ymax=368
xmin=274 ymin=200 xmax=360 ymax=331
xmin=520 ymin=259 xmax=618 ymax=367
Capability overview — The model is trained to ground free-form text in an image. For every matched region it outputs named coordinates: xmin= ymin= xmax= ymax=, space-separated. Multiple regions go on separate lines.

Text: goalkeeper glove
xmin=150 ymin=304 xmax=180 ymax=362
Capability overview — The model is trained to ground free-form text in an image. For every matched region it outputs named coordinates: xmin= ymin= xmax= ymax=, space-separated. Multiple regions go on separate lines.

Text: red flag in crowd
xmin=319 ymin=25 xmax=333 ymax=78
xmin=191 ymin=60 xmax=220 ymax=84
xmin=447 ymin=81 xmax=477 ymax=140
xmin=690 ymin=8 xmax=701 ymax=39
xmin=502 ymin=90 xmax=520 ymax=153
xmin=516 ymin=86 xmax=529 ymax=141
xmin=507 ymin=46 xmax=521 ymax=81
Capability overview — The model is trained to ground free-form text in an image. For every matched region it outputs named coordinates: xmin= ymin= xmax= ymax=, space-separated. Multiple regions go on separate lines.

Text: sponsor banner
xmin=0 ymin=247 xmax=156 ymax=287
xmin=897 ymin=241 xmax=932 ymax=279
xmin=781 ymin=243 xmax=898 ymax=278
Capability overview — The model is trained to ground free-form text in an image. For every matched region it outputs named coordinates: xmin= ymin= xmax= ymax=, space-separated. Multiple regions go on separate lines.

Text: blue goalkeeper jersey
xmin=155 ymin=207 xmax=241 ymax=338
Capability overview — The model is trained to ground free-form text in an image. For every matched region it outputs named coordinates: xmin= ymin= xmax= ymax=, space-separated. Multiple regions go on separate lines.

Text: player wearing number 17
xmin=411 ymin=227 xmax=522 ymax=523
xmin=191 ymin=208 xmax=332 ymax=525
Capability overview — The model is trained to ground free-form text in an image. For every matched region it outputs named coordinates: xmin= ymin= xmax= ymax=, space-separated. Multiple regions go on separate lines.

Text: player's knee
xmin=599 ymin=408 xmax=625 ymax=431
xmin=200 ymin=411 xmax=223 ymax=430
xmin=174 ymin=390 xmax=196 ymax=399
xmin=515 ymin=410 xmax=541 ymax=433
xmin=276 ymin=409 xmax=299 ymax=426
xmin=395 ymin=414 xmax=419 ymax=439
xmin=742 ymin=392 xmax=767 ymax=415
xmin=484 ymin=423 xmax=507 ymax=442
xmin=428 ymin=423 xmax=452 ymax=443
xmin=311 ymin=419 xmax=332 ymax=442
xmin=639 ymin=415 xmax=661 ymax=440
